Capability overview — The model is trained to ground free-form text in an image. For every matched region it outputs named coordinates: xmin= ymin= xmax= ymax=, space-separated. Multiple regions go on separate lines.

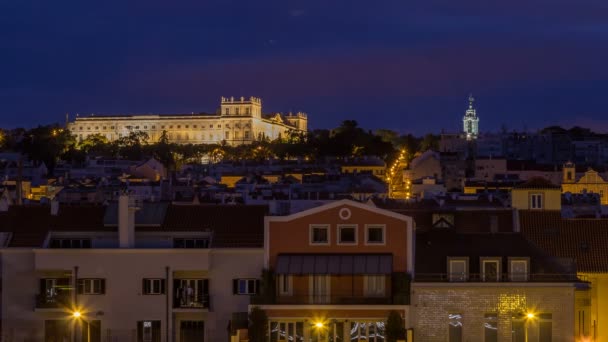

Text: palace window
xmin=49 ymin=238 xmax=92 ymax=248
xmin=244 ymin=131 xmax=250 ymax=139
xmin=111 ymin=126 xmax=114 ymax=129
xmin=225 ymin=131 xmax=230 ymax=139
xmin=95 ymin=126 xmax=99 ymax=130
xmin=218 ymin=124 xmax=221 ymax=128
xmin=365 ymin=225 xmax=385 ymax=245
xmin=193 ymin=125 xmax=197 ymax=128
xmin=135 ymin=126 xmax=139 ymax=129
xmin=185 ymin=125 xmax=189 ymax=128
xmin=161 ymin=125 xmax=165 ymax=129
xmin=151 ymin=126 xmax=155 ymax=129
xmin=338 ymin=224 xmax=357 ymax=245
xmin=169 ymin=125 xmax=173 ymax=129
xmin=177 ymin=125 xmax=181 ymax=129
xmin=209 ymin=124 xmax=213 ymax=128
xmin=225 ymin=108 xmax=230 ymax=115
xmin=235 ymin=108 xmax=240 ymax=115
xmin=481 ymin=258 xmax=501 ymax=282
xmin=310 ymin=225 xmax=330 ymax=245
xmin=102 ymin=126 xmax=106 ymax=130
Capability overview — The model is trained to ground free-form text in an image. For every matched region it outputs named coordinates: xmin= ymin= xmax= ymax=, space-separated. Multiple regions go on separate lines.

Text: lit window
xmin=365 ymin=225 xmax=385 ymax=244
xmin=364 ymin=275 xmax=385 ymax=297
xmin=310 ymin=225 xmax=330 ymax=245
xmin=338 ymin=224 xmax=357 ymax=245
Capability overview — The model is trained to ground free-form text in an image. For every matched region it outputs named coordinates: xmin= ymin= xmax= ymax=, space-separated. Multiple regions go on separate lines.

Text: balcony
xmin=251 ymin=292 xmax=409 ymax=306
xmin=415 ymin=273 xmax=581 ymax=282
xmin=35 ymin=291 xmax=72 ymax=309
xmin=173 ymin=294 xmax=210 ymax=310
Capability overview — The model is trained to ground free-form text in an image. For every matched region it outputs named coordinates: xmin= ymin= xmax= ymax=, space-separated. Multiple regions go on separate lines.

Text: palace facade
xmin=67 ymin=97 xmax=308 ymax=145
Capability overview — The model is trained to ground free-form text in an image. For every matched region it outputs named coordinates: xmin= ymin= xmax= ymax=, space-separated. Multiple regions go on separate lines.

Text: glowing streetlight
xmin=315 ymin=322 xmax=324 ymax=328
xmin=526 ymin=313 xmax=534 ymax=319
xmin=73 ymin=311 xmax=82 ymax=318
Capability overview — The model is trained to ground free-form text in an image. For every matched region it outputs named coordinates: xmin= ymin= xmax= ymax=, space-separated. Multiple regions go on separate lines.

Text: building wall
xmin=267 ymin=203 xmax=412 ymax=272
xmin=562 ymin=170 xmax=608 ymax=205
xmin=67 ymin=98 xmax=307 ymax=146
xmin=1 ymin=248 xmax=263 ymax=342
xmin=579 ymin=273 xmax=608 ymax=342
xmin=412 ymin=284 xmax=576 ymax=342
xmin=511 ymin=189 xmax=562 ymax=210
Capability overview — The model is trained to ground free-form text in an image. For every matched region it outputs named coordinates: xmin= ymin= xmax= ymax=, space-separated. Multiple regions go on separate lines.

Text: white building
xmin=68 ymin=97 xmax=308 ymax=145
xmin=0 ymin=198 xmax=266 ymax=341
xmin=463 ymin=94 xmax=479 ymax=141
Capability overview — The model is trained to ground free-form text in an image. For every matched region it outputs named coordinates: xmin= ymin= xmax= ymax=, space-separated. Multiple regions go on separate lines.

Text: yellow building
xmin=562 ymin=162 xmax=608 ymax=205
xmin=68 ymin=96 xmax=307 ymax=145
xmin=511 ymin=177 xmax=562 ymax=210
xmin=520 ymin=211 xmax=608 ymax=341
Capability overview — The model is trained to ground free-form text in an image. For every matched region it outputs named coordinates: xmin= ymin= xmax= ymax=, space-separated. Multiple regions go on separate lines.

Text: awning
xmin=275 ymin=254 xmax=392 ymax=275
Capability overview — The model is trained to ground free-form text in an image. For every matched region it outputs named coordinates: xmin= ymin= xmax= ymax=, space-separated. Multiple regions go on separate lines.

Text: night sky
xmin=1 ymin=0 xmax=608 ymax=134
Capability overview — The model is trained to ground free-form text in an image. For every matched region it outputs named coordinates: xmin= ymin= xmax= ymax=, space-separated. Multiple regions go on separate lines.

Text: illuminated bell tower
xmin=462 ymin=94 xmax=479 ymax=140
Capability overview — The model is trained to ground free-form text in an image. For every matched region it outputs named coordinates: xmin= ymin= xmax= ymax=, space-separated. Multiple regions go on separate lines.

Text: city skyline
xmin=2 ymin=0 xmax=608 ymax=133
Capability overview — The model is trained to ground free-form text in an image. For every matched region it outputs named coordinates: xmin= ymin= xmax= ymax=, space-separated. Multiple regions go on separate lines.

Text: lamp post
xmin=524 ymin=312 xmax=535 ymax=342
xmin=72 ymin=310 xmax=90 ymax=342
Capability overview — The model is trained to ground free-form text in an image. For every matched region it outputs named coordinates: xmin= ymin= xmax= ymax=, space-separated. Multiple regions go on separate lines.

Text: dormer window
xmin=365 ymin=225 xmax=385 ymax=245
xmin=481 ymin=257 xmax=501 ymax=282
xmin=448 ymin=257 xmax=469 ymax=282
xmin=310 ymin=225 xmax=330 ymax=245
xmin=337 ymin=224 xmax=357 ymax=245
xmin=508 ymin=257 xmax=529 ymax=281
xmin=530 ymin=193 xmax=543 ymax=209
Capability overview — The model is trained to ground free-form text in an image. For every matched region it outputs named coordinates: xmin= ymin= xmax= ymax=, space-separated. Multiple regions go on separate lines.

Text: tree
xmin=385 ymin=310 xmax=406 ymax=342
xmin=248 ymin=306 xmax=268 ymax=342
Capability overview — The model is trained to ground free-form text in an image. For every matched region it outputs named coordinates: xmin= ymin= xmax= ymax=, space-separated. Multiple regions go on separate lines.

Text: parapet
xmin=221 ymin=96 xmax=262 ymax=104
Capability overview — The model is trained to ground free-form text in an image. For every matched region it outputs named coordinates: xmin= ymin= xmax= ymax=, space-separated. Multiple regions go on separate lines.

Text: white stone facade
xmin=67 ymin=96 xmax=308 ymax=145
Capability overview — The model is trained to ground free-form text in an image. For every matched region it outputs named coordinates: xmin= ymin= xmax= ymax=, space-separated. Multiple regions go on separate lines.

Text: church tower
xmin=462 ymin=94 xmax=479 ymax=140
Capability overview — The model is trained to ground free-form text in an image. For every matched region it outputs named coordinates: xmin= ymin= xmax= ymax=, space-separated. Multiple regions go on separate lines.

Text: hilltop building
xmin=463 ymin=94 xmax=479 ymax=141
xmin=67 ymin=97 xmax=308 ymax=145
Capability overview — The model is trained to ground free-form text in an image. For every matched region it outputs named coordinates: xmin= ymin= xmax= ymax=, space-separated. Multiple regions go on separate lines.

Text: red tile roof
xmin=519 ymin=210 xmax=608 ymax=273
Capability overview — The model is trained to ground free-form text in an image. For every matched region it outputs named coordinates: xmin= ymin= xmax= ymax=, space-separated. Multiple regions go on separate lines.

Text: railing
xmin=251 ymin=292 xmax=409 ymax=305
xmin=415 ymin=273 xmax=581 ymax=282
xmin=35 ymin=291 xmax=72 ymax=309
xmin=173 ymin=294 xmax=210 ymax=309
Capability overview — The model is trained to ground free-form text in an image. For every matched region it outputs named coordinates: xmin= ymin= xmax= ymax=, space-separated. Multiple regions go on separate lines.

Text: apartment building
xmin=0 ymin=198 xmax=267 ymax=342
xmin=253 ymin=200 xmax=414 ymax=341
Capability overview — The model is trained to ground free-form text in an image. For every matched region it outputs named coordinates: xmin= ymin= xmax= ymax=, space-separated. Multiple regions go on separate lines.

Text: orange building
xmin=254 ymin=200 xmax=414 ymax=341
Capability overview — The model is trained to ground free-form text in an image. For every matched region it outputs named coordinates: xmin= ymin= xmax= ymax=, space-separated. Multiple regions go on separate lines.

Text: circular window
xmin=339 ymin=208 xmax=351 ymax=220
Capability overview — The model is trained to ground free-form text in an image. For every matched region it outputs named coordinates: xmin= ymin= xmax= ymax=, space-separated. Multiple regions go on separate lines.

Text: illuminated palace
xmin=67 ymin=97 xmax=308 ymax=145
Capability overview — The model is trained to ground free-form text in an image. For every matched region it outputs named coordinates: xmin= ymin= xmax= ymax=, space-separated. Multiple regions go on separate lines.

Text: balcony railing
xmin=251 ymin=292 xmax=409 ymax=306
xmin=415 ymin=273 xmax=580 ymax=282
xmin=36 ymin=291 xmax=72 ymax=309
xmin=173 ymin=294 xmax=210 ymax=309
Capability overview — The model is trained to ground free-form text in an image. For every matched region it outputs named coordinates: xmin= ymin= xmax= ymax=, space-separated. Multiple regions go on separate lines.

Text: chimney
xmin=118 ymin=194 xmax=138 ymax=248
xmin=50 ymin=198 xmax=59 ymax=216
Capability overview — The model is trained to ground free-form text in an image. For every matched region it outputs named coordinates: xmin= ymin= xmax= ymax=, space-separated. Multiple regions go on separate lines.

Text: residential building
xmin=0 ymin=199 xmax=267 ymax=341
xmin=511 ymin=178 xmax=562 ymax=211
xmin=68 ymin=97 xmax=308 ymax=145
xmin=253 ymin=200 xmax=414 ymax=341
xmin=562 ymin=162 xmax=608 ymax=205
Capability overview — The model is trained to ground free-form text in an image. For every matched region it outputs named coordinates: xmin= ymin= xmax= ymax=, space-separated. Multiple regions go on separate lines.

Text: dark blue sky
xmin=1 ymin=0 xmax=608 ymax=134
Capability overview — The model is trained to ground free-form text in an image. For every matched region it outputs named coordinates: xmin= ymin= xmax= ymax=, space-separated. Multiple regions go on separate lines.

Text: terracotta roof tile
xmin=519 ymin=210 xmax=608 ymax=273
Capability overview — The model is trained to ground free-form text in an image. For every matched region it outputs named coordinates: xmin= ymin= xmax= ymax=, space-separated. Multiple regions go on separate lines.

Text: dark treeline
xmin=0 ymin=120 xmax=440 ymax=173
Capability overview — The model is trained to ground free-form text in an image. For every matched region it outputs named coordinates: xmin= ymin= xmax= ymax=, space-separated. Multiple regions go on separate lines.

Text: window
xmin=448 ymin=314 xmax=463 ymax=342
xmin=173 ymin=279 xmax=209 ymax=308
xmin=77 ymin=278 xmax=105 ymax=295
xmin=225 ymin=131 xmax=230 ymax=139
xmin=365 ymin=225 xmax=385 ymax=245
xmin=244 ymin=131 xmax=250 ymax=139
xmin=210 ymin=124 xmax=213 ymax=128
xmin=310 ymin=225 xmax=330 ymax=245
xmin=481 ymin=258 xmax=500 ymax=282
xmin=233 ymin=279 xmax=258 ymax=295
xmin=173 ymin=238 xmax=210 ymax=248
xmin=509 ymin=258 xmax=529 ymax=281
xmin=169 ymin=125 xmax=173 ymax=129
xmin=448 ymin=258 xmax=468 ymax=282
xmin=511 ymin=316 xmax=525 ymax=342
xmin=135 ymin=126 xmax=139 ymax=129
xmin=81 ymin=320 xmax=101 ymax=342
xmin=363 ymin=275 xmax=385 ymax=297
xmin=225 ymin=108 xmax=230 ymax=115
xmin=142 ymin=278 xmax=165 ymax=295
xmin=151 ymin=125 xmax=155 ymax=129
xmin=111 ymin=126 xmax=115 ymax=129
xmin=185 ymin=125 xmax=189 ymax=128
xmin=484 ymin=313 xmax=497 ymax=342
xmin=161 ymin=125 xmax=165 ymax=129
xmin=137 ymin=321 xmax=161 ymax=342
xmin=338 ymin=225 xmax=357 ymax=245
xmin=235 ymin=108 xmax=240 ymax=115
xmin=193 ymin=125 xmax=197 ymax=128
xmin=49 ymin=238 xmax=92 ymax=248
xmin=538 ymin=313 xmax=552 ymax=342
xmin=278 ymin=275 xmax=292 ymax=295
xmin=143 ymin=126 xmax=147 ymax=129
xmin=530 ymin=193 xmax=543 ymax=209
xmin=218 ymin=124 xmax=221 ymax=128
